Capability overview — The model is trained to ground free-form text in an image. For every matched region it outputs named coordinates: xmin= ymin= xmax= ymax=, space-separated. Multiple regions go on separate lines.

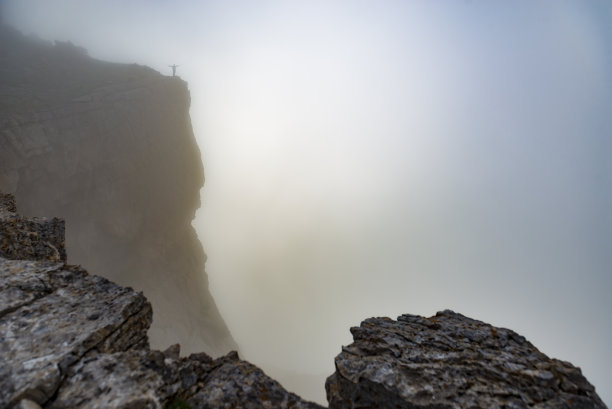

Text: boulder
xmin=326 ymin=310 xmax=606 ymax=409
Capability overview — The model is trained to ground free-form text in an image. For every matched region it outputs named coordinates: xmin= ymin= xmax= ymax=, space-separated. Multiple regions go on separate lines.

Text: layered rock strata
xmin=326 ymin=310 xmax=606 ymax=409
xmin=0 ymin=192 xmax=325 ymax=409
xmin=0 ymin=24 xmax=235 ymax=355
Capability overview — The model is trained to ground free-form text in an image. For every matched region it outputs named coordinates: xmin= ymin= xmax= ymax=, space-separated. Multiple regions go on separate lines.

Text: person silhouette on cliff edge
xmin=169 ymin=64 xmax=179 ymax=77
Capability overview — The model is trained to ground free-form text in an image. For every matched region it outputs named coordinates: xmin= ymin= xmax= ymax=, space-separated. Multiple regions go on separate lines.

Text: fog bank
xmin=4 ymin=1 xmax=611 ymax=405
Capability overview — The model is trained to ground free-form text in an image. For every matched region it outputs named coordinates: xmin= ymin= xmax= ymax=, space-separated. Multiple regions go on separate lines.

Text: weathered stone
xmin=326 ymin=310 xmax=606 ymax=409
xmin=183 ymin=351 xmax=325 ymax=409
xmin=0 ymin=192 xmax=17 ymax=215
xmin=0 ymin=259 xmax=62 ymax=318
xmin=47 ymin=348 xmax=327 ymax=409
xmin=0 ymin=192 xmax=66 ymax=262
xmin=0 ymin=257 xmax=152 ymax=408
xmin=0 ymin=216 xmax=66 ymax=262
xmin=48 ymin=351 xmax=165 ymax=409
xmin=163 ymin=343 xmax=181 ymax=360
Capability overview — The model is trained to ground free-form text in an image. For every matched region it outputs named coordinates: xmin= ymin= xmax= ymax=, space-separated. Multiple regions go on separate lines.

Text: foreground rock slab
xmin=326 ymin=310 xmax=606 ymax=409
xmin=0 ymin=257 xmax=152 ymax=406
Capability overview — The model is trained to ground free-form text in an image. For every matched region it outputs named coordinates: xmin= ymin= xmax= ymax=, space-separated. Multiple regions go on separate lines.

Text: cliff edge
xmin=0 ymin=25 xmax=235 ymax=355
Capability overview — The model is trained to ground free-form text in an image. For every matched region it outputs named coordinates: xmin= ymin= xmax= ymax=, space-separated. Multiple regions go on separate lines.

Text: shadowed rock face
xmin=326 ymin=310 xmax=606 ymax=409
xmin=0 ymin=25 xmax=235 ymax=356
xmin=0 ymin=192 xmax=326 ymax=409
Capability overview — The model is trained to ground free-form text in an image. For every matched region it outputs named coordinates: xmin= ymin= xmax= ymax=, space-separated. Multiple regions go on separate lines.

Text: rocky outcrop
xmin=0 ymin=192 xmax=325 ymax=409
xmin=0 ymin=25 xmax=235 ymax=355
xmin=326 ymin=310 xmax=606 ymax=409
xmin=2 ymin=196 xmax=607 ymax=409
xmin=0 ymin=193 xmax=66 ymax=262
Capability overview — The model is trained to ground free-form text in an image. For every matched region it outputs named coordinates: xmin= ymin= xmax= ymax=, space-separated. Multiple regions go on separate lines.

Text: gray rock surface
xmin=326 ymin=310 xmax=606 ymax=409
xmin=0 ymin=193 xmax=153 ymax=407
xmin=184 ymin=351 xmax=323 ymax=409
xmin=0 ymin=193 xmax=325 ymax=409
xmin=0 ymin=258 xmax=152 ymax=406
xmin=0 ymin=24 xmax=235 ymax=356
xmin=0 ymin=214 xmax=66 ymax=263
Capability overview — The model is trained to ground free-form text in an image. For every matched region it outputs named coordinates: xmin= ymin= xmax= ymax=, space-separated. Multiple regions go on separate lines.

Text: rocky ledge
xmin=0 ymin=192 xmax=324 ymax=409
xmin=326 ymin=311 xmax=606 ymax=409
xmin=1 ymin=190 xmax=606 ymax=408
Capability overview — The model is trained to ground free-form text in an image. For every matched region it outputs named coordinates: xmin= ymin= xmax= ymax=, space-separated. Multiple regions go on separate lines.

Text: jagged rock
xmin=0 ymin=216 xmax=66 ymax=262
xmin=48 ymin=350 xmax=166 ymax=409
xmin=48 ymin=348 xmax=326 ymax=409
xmin=326 ymin=310 xmax=606 ymax=409
xmin=0 ymin=193 xmax=17 ymax=214
xmin=1 ymin=195 xmax=324 ymax=409
xmin=164 ymin=343 xmax=182 ymax=360
xmin=0 ymin=24 xmax=236 ymax=355
xmin=3 ymin=185 xmax=607 ymax=409
xmin=0 ymin=257 xmax=152 ymax=407
xmin=182 ymin=351 xmax=324 ymax=409
xmin=0 ymin=193 xmax=66 ymax=262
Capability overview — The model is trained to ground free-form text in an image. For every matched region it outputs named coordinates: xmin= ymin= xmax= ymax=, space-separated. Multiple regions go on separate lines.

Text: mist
xmin=4 ymin=0 xmax=611 ymax=405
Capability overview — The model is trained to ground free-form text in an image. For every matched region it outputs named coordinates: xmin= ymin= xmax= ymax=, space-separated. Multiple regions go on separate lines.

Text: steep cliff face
xmin=0 ymin=25 xmax=236 ymax=355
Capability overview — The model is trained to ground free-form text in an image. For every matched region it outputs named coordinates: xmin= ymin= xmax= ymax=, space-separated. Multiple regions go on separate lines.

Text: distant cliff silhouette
xmin=0 ymin=24 xmax=236 ymax=356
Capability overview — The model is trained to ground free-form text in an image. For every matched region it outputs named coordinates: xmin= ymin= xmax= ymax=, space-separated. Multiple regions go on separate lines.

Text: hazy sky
xmin=4 ymin=1 xmax=611 ymax=405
